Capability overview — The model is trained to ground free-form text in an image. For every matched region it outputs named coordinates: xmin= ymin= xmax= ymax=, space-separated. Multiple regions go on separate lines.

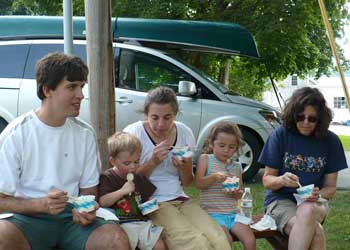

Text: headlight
xmin=259 ymin=110 xmax=281 ymax=127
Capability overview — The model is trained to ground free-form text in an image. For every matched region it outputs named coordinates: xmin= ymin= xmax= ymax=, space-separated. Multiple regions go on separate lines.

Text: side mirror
xmin=178 ymin=81 xmax=197 ymax=96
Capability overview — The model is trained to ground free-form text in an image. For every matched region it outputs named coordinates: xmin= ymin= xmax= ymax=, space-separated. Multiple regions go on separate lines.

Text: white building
xmin=263 ymin=72 xmax=350 ymax=124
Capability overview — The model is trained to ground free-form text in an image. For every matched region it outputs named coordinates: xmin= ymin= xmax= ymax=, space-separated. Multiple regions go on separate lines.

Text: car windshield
xmin=168 ymin=53 xmax=239 ymax=96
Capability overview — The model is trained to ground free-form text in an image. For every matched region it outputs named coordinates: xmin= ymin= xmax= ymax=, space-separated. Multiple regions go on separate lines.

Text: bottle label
xmin=241 ymin=200 xmax=252 ymax=208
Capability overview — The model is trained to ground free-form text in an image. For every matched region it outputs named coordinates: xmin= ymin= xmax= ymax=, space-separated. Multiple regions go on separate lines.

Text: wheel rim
xmin=238 ymin=142 xmax=253 ymax=173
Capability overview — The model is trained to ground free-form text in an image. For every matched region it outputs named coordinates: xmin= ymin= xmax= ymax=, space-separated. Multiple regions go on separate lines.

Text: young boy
xmin=98 ymin=131 xmax=166 ymax=250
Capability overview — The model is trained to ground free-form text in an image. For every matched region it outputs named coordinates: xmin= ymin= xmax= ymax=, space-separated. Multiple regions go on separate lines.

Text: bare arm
xmin=136 ymin=159 xmax=159 ymax=177
xmin=0 ymin=189 xmax=68 ymax=215
xmin=99 ymin=182 xmax=135 ymax=208
xmin=263 ymin=167 xmax=299 ymax=191
xmin=137 ymin=140 xmax=170 ymax=177
xmin=0 ymin=193 xmax=44 ymax=214
xmin=195 ymin=154 xmax=227 ymax=189
xmin=319 ymin=172 xmax=338 ymax=200
xmin=173 ymin=156 xmax=193 ymax=187
xmin=79 ymin=186 xmax=98 ymax=197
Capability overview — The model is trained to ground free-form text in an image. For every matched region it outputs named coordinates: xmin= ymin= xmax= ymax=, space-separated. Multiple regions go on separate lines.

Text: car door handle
xmin=116 ymin=97 xmax=133 ymax=104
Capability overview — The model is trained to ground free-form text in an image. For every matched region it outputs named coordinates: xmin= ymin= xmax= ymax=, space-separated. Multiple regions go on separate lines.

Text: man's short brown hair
xmin=36 ymin=52 xmax=88 ymax=100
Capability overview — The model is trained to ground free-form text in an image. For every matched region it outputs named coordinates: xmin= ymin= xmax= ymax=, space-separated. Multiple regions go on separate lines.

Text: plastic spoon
xmin=127 ymin=173 xmax=134 ymax=196
xmin=127 ymin=173 xmax=134 ymax=182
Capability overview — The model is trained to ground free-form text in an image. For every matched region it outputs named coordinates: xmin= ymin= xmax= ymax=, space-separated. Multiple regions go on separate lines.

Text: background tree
xmin=5 ymin=0 xmax=350 ymax=100
xmin=112 ymin=0 xmax=350 ymax=100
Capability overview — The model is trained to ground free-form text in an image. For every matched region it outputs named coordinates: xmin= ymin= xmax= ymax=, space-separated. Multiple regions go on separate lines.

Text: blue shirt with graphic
xmin=259 ymin=126 xmax=347 ymax=206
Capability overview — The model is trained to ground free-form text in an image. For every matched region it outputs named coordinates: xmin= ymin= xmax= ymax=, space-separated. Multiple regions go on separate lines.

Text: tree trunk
xmin=85 ymin=0 xmax=115 ymax=171
xmin=219 ymin=59 xmax=230 ymax=87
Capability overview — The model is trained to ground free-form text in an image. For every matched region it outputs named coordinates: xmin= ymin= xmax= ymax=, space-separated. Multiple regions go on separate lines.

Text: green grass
xmin=185 ymin=183 xmax=350 ymax=250
xmin=338 ymin=135 xmax=350 ymax=151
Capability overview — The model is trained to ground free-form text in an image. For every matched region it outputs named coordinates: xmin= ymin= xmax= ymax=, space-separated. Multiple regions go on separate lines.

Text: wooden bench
xmin=231 ymin=214 xmax=288 ymax=250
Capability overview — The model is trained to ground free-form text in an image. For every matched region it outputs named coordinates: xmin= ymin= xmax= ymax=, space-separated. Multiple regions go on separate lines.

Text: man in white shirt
xmin=0 ymin=53 xmax=130 ymax=250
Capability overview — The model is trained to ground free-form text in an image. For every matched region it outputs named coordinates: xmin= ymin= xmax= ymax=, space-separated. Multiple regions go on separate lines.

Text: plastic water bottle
xmin=241 ymin=187 xmax=253 ymax=219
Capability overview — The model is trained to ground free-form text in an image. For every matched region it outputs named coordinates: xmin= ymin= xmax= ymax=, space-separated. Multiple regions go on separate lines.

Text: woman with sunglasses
xmin=258 ymin=87 xmax=347 ymax=250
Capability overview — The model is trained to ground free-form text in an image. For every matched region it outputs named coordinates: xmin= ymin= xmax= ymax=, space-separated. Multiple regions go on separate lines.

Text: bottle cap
xmin=244 ymin=187 xmax=250 ymax=192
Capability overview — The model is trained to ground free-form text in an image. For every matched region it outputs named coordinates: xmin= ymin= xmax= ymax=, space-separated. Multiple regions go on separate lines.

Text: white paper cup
xmin=297 ymin=184 xmax=314 ymax=198
xmin=222 ymin=177 xmax=240 ymax=192
xmin=72 ymin=195 xmax=96 ymax=213
xmin=138 ymin=198 xmax=159 ymax=215
xmin=172 ymin=146 xmax=193 ymax=159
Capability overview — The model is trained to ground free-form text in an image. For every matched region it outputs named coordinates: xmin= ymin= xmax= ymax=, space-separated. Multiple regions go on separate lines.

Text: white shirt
xmin=124 ymin=121 xmax=195 ymax=202
xmin=0 ymin=110 xmax=101 ymax=198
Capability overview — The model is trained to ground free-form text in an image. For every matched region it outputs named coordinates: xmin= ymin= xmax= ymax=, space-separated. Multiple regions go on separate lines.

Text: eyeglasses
xmin=296 ymin=114 xmax=318 ymax=123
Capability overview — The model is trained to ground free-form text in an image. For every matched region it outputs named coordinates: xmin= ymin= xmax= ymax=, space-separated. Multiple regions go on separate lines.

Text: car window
xmin=117 ymin=49 xmax=194 ymax=93
xmin=24 ymin=43 xmax=87 ymax=79
xmin=24 ymin=44 xmax=64 ymax=79
xmin=0 ymin=44 xmax=30 ymax=78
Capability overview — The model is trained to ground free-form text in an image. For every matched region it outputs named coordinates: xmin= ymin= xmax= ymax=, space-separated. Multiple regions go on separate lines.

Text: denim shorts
xmin=5 ymin=203 xmax=117 ymax=250
xmin=209 ymin=212 xmax=238 ymax=230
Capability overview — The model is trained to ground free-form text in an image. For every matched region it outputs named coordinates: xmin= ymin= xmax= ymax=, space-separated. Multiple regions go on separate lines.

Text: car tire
xmin=0 ymin=118 xmax=7 ymax=134
xmin=239 ymin=128 xmax=263 ymax=181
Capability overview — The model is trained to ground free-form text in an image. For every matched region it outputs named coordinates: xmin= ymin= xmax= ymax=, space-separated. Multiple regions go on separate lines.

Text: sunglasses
xmin=296 ymin=114 xmax=318 ymax=123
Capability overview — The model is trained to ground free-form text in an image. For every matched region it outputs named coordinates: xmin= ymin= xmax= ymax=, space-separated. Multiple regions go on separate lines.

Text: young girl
xmin=195 ymin=120 xmax=256 ymax=250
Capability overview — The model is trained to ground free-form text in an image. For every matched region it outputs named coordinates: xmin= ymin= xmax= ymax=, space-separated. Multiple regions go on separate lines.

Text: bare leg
xmin=85 ymin=224 xmax=131 ymax=250
xmin=221 ymin=226 xmax=233 ymax=246
xmin=153 ymin=238 xmax=167 ymax=250
xmin=285 ymin=202 xmax=327 ymax=250
xmin=231 ymin=222 xmax=256 ymax=250
xmin=0 ymin=221 xmax=31 ymax=250
xmin=309 ymin=223 xmax=326 ymax=250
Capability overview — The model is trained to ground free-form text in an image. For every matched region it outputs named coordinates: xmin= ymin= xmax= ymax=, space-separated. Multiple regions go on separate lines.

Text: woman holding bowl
xmin=259 ymin=87 xmax=347 ymax=250
xmin=124 ymin=86 xmax=231 ymax=250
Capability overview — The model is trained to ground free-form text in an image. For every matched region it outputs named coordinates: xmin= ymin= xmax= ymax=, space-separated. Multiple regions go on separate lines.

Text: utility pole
xmin=85 ymin=0 xmax=115 ymax=171
xmin=318 ymin=0 xmax=350 ymax=113
xmin=63 ymin=0 xmax=73 ymax=54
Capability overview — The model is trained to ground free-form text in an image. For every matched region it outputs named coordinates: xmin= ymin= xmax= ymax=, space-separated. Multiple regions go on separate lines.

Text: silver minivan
xmin=0 ymin=16 xmax=280 ymax=180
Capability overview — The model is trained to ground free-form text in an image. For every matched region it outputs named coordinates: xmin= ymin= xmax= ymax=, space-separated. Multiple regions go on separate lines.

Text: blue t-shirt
xmin=259 ymin=126 xmax=347 ymax=207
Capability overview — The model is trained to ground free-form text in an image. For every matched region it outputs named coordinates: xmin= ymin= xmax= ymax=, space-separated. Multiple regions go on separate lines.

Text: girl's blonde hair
xmin=202 ymin=120 xmax=243 ymax=157
xmin=108 ymin=131 xmax=142 ymax=158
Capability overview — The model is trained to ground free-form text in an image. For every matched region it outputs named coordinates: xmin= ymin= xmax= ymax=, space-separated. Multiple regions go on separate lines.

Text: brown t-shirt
xmin=98 ymin=169 xmax=156 ymax=222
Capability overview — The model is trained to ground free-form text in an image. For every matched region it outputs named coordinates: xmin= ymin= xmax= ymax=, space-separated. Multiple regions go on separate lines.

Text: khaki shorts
xmin=148 ymin=199 xmax=231 ymax=250
xmin=266 ymin=199 xmax=329 ymax=235
xmin=121 ymin=221 xmax=163 ymax=250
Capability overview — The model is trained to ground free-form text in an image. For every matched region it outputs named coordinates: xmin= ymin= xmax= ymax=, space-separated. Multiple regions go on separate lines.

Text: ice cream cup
xmin=222 ymin=176 xmax=240 ymax=192
xmin=172 ymin=146 xmax=193 ymax=159
xmin=72 ymin=195 xmax=96 ymax=213
xmin=138 ymin=198 xmax=159 ymax=215
xmin=297 ymin=184 xmax=314 ymax=198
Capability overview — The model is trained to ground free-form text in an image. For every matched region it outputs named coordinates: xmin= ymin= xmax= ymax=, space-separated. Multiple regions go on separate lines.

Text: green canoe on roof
xmin=115 ymin=18 xmax=259 ymax=58
xmin=0 ymin=16 xmax=259 ymax=58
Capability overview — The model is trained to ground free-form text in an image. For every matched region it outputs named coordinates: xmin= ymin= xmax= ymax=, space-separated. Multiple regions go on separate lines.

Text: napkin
xmin=250 ymin=214 xmax=277 ymax=231
xmin=96 ymin=208 xmax=119 ymax=221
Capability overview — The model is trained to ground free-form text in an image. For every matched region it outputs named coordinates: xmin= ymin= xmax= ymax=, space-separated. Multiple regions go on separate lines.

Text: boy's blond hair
xmin=108 ymin=131 xmax=142 ymax=158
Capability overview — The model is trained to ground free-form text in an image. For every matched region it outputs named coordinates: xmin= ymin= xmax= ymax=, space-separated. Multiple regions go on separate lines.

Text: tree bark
xmin=219 ymin=59 xmax=230 ymax=87
xmin=85 ymin=0 xmax=115 ymax=171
